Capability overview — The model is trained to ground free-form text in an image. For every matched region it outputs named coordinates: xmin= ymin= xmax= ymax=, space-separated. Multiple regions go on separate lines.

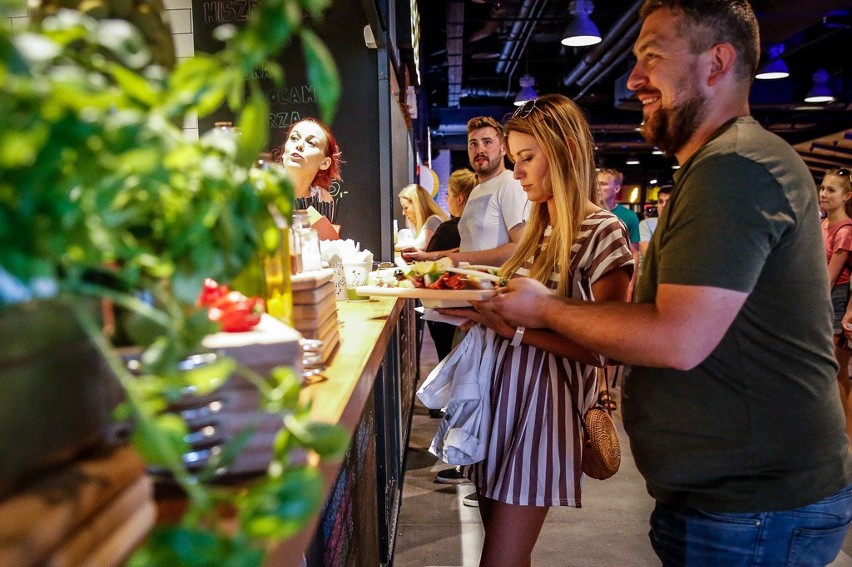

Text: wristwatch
xmin=511 ymin=326 xmax=526 ymax=347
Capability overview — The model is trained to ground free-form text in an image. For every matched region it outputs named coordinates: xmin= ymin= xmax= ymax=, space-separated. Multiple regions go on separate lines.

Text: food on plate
xmin=198 ymin=278 xmax=265 ymax=332
xmin=368 ymin=258 xmax=503 ymax=291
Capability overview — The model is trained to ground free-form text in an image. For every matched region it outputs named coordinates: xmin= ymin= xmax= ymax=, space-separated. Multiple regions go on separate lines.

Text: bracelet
xmin=511 ymin=326 xmax=525 ymax=347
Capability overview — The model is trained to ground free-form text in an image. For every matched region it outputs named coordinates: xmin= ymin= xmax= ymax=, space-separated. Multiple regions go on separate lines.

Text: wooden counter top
xmin=300 ymin=296 xmax=402 ymax=431
xmin=266 ymin=296 xmax=406 ymax=567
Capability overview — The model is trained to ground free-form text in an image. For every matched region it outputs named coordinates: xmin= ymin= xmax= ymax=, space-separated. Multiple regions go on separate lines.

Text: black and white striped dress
xmin=464 ymin=209 xmax=633 ymax=507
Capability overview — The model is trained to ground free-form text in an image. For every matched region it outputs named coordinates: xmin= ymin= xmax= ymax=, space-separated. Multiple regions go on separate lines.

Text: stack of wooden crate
xmin=291 ymin=269 xmax=340 ymax=364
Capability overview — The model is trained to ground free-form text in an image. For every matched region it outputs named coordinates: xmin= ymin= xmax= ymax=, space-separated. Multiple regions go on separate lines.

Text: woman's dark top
xmin=426 ymin=216 xmax=460 ymax=252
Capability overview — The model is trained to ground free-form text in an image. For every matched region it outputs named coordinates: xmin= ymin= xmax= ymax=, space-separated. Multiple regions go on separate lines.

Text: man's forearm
xmin=538 ymin=296 xmax=667 ymax=367
xmin=532 ymin=285 xmax=744 ymax=371
xmin=450 ymin=242 xmax=518 ymax=267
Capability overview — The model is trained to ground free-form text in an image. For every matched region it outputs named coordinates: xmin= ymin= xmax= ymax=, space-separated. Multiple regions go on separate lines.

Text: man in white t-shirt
xmin=410 ymin=116 xmax=527 ymax=267
xmin=638 ymin=185 xmax=672 ymax=258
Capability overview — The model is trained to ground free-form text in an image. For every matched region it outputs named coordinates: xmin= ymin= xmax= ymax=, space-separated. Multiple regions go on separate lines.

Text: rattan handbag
xmin=579 ymin=368 xmax=621 ymax=480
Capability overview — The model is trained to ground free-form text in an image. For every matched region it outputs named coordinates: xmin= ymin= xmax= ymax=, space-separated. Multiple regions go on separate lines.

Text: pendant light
xmin=514 ymin=74 xmax=538 ymax=106
xmin=561 ymin=0 xmax=601 ymax=47
xmin=755 ymin=44 xmax=789 ymax=80
xmin=804 ymin=69 xmax=836 ymax=103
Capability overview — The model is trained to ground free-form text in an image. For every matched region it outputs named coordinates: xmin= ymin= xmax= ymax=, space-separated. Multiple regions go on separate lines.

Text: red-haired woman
xmin=281 ymin=118 xmax=343 ymax=222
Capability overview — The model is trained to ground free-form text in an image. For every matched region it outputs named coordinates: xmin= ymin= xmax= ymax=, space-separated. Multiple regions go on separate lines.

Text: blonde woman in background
xmin=398 ymin=184 xmax=449 ymax=253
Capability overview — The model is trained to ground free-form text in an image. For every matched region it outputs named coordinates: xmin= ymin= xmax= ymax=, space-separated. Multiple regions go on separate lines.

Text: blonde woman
xmin=443 ymin=94 xmax=633 ymax=566
xmin=398 ymin=184 xmax=448 ymax=253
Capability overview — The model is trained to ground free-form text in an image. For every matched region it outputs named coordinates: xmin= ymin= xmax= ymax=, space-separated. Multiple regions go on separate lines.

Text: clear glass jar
xmin=291 ymin=209 xmax=322 ymax=272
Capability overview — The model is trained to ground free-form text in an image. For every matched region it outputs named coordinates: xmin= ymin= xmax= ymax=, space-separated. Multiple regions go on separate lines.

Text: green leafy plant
xmin=0 ymin=0 xmax=346 ymax=563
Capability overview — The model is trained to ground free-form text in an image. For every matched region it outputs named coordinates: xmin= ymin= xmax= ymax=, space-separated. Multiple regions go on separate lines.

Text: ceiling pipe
xmin=461 ymin=87 xmax=515 ymax=99
xmin=575 ymin=19 xmax=641 ymax=88
xmin=563 ymin=0 xmax=642 ymax=87
xmin=495 ymin=0 xmax=546 ymax=74
xmin=503 ymin=0 xmax=551 ymax=78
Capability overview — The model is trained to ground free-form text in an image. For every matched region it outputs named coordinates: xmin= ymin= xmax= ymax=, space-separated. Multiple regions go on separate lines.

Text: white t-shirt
xmin=458 ymin=169 xmax=528 ymax=253
xmin=638 ymin=217 xmax=658 ymax=243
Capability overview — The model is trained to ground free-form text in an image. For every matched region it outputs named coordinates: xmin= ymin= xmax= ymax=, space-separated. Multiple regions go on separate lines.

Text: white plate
xmin=355 ymin=285 xmax=497 ymax=308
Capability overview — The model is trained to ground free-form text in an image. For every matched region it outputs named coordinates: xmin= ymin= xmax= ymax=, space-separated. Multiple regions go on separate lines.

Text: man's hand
xmin=474 ymin=277 xmax=553 ymax=329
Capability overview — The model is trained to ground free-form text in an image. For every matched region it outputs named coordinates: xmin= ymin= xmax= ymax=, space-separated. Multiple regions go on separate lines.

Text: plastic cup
xmin=343 ymin=262 xmax=371 ymax=301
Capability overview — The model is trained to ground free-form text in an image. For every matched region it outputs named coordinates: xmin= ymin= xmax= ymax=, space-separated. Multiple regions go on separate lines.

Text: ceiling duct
xmin=574 ymin=20 xmax=641 ymax=99
xmin=495 ymin=0 xmax=548 ymax=75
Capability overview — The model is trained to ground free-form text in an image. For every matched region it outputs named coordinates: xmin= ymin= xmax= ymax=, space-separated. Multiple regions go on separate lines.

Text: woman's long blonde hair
xmin=501 ymin=94 xmax=597 ymax=296
xmin=399 ymin=184 xmax=449 ymax=234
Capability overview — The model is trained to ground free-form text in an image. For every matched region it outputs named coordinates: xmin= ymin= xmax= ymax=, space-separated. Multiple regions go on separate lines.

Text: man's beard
xmin=472 ymin=155 xmax=499 ymax=178
xmin=641 ymin=93 xmax=707 ymax=156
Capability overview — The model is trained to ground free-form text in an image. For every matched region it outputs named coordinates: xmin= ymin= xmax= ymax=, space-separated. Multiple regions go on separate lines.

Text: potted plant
xmin=0 ymin=0 xmax=346 ymax=563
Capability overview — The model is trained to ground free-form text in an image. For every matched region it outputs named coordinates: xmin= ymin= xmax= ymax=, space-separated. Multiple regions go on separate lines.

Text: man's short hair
xmin=640 ymin=0 xmax=760 ymax=83
xmin=467 ymin=116 xmax=504 ymax=142
xmin=598 ymin=168 xmax=624 ymax=186
xmin=657 ymin=184 xmax=673 ymax=196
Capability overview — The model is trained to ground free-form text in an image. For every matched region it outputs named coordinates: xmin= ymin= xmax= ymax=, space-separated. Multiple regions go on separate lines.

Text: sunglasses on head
xmin=512 ymin=98 xmax=539 ymax=119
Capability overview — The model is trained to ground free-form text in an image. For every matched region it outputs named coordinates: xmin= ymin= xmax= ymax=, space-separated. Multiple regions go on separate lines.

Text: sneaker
xmin=462 ymin=492 xmax=479 ymax=507
xmin=435 ymin=466 xmax=469 ymax=484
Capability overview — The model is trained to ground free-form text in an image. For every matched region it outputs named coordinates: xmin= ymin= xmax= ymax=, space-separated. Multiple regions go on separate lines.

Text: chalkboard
xmin=190 ymin=0 xmax=389 ymax=256
xmin=190 ymin=3 xmax=316 ymax=164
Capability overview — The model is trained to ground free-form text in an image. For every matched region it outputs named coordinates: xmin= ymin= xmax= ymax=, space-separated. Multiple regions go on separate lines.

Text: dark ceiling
xmin=416 ymin=0 xmax=852 ymax=186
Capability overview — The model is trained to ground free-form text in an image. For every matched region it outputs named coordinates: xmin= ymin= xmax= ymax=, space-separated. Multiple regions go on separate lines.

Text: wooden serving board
xmin=292 ymin=281 xmax=334 ymax=305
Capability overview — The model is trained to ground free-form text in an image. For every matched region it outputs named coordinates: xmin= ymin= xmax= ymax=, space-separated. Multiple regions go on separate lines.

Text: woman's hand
xmin=439 ymin=304 xmax=516 ymax=339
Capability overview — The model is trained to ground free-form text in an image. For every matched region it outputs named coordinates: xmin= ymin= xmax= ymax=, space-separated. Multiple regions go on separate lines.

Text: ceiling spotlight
xmin=804 ymin=69 xmax=836 ymax=103
xmin=514 ymin=74 xmax=538 ymax=106
xmin=755 ymin=44 xmax=789 ymax=80
xmin=652 ymin=148 xmax=664 ymax=155
xmin=626 ymin=158 xmax=640 ymax=165
xmin=561 ymin=0 xmax=601 ymax=47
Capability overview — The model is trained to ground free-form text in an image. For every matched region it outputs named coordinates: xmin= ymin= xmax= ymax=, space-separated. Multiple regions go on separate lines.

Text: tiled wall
xmin=5 ymin=0 xmax=200 ymax=138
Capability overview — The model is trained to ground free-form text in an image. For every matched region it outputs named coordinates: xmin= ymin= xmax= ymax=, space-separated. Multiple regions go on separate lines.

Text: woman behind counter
xmin=281 ymin=118 xmax=343 ymax=222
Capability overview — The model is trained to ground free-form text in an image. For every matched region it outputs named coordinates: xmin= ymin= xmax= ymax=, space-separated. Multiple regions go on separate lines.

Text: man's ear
xmin=707 ymin=43 xmax=736 ymax=86
xmin=319 ymin=157 xmax=332 ymax=171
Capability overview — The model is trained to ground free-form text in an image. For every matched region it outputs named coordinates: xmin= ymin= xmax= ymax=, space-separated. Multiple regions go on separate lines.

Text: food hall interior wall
xmin=4 ymin=0 xmax=415 ymax=261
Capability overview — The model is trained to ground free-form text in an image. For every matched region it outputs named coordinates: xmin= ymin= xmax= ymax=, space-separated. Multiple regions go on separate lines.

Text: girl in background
xmin=281 ymin=118 xmax=343 ymax=222
xmin=821 ymin=167 xmax=852 ymax=442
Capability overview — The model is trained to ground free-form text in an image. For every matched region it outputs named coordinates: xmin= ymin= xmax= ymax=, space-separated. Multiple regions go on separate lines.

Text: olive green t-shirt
xmin=625 ymin=117 xmax=852 ymax=512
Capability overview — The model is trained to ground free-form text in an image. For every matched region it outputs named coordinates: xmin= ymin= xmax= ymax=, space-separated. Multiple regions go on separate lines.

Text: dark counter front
xmin=265 ymin=297 xmax=418 ymax=567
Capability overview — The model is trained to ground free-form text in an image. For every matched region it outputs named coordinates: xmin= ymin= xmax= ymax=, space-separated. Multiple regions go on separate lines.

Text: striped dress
xmin=464 ymin=209 xmax=633 ymax=507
